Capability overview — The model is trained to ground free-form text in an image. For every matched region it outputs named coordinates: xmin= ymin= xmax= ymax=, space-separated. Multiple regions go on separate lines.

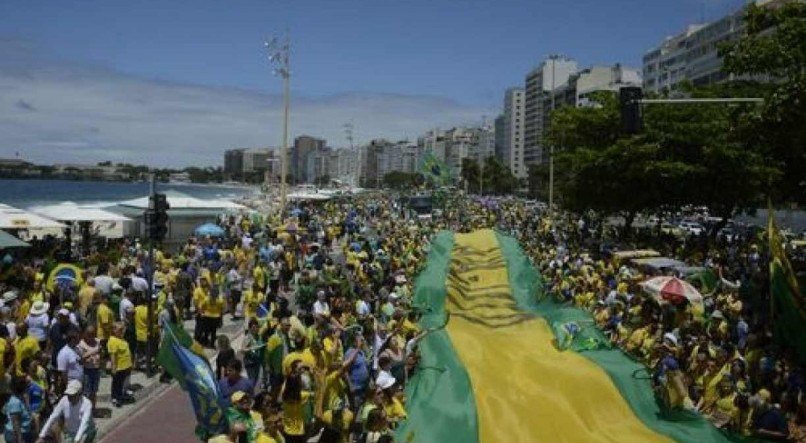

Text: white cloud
xmin=0 ymin=39 xmax=488 ymax=167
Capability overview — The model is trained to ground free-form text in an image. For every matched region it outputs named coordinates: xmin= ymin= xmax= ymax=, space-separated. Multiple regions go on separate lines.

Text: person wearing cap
xmin=37 ymin=379 xmax=95 ymax=443
xmin=225 ymin=391 xmax=258 ymax=443
xmin=48 ymin=307 xmax=79 ymax=369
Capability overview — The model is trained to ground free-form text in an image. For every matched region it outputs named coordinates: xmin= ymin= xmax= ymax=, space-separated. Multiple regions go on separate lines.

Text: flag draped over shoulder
xmin=419 ymin=150 xmax=451 ymax=185
xmin=157 ymin=321 xmax=227 ymax=436
xmin=767 ymin=208 xmax=806 ymax=364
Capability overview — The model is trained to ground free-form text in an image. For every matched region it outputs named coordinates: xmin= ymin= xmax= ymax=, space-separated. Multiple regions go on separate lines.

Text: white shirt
xmin=25 ymin=313 xmax=49 ymax=341
xmin=119 ymin=298 xmax=134 ymax=320
xmin=313 ymin=300 xmax=330 ymax=317
xmin=40 ymin=395 xmax=94 ymax=441
xmin=130 ymin=275 xmax=149 ymax=294
xmin=93 ymin=275 xmax=115 ymax=296
xmin=57 ymin=345 xmax=84 ymax=381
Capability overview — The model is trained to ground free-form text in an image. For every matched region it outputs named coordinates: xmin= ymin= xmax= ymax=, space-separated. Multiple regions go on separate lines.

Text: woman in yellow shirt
xmin=107 ymin=322 xmax=133 ymax=407
xmin=199 ymin=289 xmax=224 ymax=347
xmin=281 ymin=366 xmax=313 ymax=443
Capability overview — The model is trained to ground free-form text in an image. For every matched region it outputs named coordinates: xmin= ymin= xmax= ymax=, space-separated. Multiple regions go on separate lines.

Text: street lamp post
xmin=548 ymin=57 xmax=556 ymax=218
xmin=265 ymin=34 xmax=291 ymax=214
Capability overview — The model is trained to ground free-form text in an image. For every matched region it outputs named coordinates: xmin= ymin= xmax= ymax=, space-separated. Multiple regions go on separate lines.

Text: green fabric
xmin=770 ymin=259 xmax=806 ymax=365
xmin=395 ymin=231 xmax=479 ymax=443
xmin=686 ymin=269 xmax=719 ymax=295
xmin=156 ymin=321 xmax=196 ymax=389
xmin=494 ymin=231 xmax=740 ymax=443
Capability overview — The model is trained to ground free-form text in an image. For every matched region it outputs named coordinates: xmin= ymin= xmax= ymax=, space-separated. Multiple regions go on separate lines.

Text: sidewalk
xmin=94 ymin=316 xmax=245 ymax=441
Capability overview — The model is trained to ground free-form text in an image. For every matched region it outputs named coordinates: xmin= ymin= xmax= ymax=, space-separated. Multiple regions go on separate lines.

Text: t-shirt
xmin=134 ymin=305 xmax=152 ymax=342
xmin=57 ymin=345 xmax=84 ymax=381
xmin=93 ymin=275 xmax=115 ymax=296
xmin=14 ymin=336 xmax=40 ymax=376
xmin=96 ymin=304 xmax=114 ymax=340
xmin=107 ymin=336 xmax=133 ymax=372
xmin=3 ymin=395 xmax=32 ymax=433
xmin=201 ymin=296 xmax=224 ymax=318
xmin=77 ymin=340 xmax=101 ymax=369
xmin=321 ymin=409 xmax=354 ymax=443
xmin=25 ymin=313 xmax=50 ymax=342
xmin=218 ymin=376 xmax=254 ymax=407
xmin=281 ymin=391 xmax=312 ymax=436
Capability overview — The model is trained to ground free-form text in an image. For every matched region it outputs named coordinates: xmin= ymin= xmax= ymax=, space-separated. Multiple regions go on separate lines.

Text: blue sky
xmin=0 ymin=0 xmax=747 ymax=166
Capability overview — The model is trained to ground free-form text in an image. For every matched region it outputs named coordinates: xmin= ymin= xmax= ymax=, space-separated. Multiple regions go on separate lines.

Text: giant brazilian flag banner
xmin=768 ymin=209 xmax=806 ymax=365
xmin=418 ymin=150 xmax=451 ymax=186
xmin=397 ymin=229 xmax=738 ymax=442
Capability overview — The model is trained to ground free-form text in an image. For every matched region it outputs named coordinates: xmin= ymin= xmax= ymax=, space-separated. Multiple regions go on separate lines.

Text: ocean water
xmin=0 ymin=179 xmax=257 ymax=209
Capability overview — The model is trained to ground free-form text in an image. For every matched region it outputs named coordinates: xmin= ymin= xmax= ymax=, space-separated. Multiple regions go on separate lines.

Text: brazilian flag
xmin=768 ymin=208 xmax=806 ymax=364
xmin=157 ymin=321 xmax=227 ymax=437
xmin=419 ymin=150 xmax=451 ymax=185
xmin=397 ymin=229 xmax=734 ymax=442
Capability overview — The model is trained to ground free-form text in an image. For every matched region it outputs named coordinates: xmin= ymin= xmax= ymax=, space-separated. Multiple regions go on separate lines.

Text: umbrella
xmin=195 ymin=223 xmax=225 ymax=237
xmin=640 ymin=276 xmax=703 ymax=306
xmin=47 ymin=263 xmax=84 ymax=291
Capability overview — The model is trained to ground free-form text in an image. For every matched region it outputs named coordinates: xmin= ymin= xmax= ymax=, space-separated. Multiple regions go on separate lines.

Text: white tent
xmin=287 ymin=192 xmax=331 ymax=201
xmin=117 ymin=194 xmax=246 ymax=210
xmin=32 ymin=202 xmax=131 ymax=222
xmin=32 ymin=202 xmax=132 ymax=239
xmin=0 ymin=203 xmax=65 ymax=230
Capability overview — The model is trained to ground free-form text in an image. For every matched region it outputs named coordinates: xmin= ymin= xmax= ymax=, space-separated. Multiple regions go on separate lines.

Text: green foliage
xmin=461 ymin=157 xmax=518 ymax=195
xmin=720 ymin=1 xmax=806 ymax=203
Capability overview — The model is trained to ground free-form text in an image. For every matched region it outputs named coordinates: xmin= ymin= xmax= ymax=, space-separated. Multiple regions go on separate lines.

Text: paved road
xmin=99 ymin=384 xmax=197 ymax=443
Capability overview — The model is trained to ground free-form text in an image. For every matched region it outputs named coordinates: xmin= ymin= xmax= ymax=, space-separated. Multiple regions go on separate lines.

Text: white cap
xmin=376 ymin=372 xmax=396 ymax=390
xmin=57 ymin=308 xmax=70 ymax=316
xmin=65 ymin=380 xmax=82 ymax=395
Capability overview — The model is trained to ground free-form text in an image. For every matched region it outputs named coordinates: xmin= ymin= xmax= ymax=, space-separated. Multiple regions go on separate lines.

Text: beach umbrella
xmin=47 ymin=263 xmax=84 ymax=292
xmin=640 ymin=276 xmax=703 ymax=306
xmin=195 ymin=223 xmax=225 ymax=237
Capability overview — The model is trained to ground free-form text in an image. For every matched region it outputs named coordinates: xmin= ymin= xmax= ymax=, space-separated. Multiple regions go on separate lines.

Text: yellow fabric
xmin=281 ymin=391 xmax=312 ymax=436
xmin=446 ymin=231 xmax=670 ymax=443
xmin=134 ymin=305 xmax=155 ymax=342
xmin=96 ymin=304 xmax=114 ymax=339
xmin=107 ymin=336 xmax=133 ymax=372
xmin=14 ymin=336 xmax=39 ymax=376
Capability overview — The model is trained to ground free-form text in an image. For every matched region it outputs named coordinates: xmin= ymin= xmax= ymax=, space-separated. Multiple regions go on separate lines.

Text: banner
xmin=419 ymin=150 xmax=451 ymax=186
xmin=157 ymin=322 xmax=227 ymax=436
xmin=768 ymin=208 xmax=806 ymax=364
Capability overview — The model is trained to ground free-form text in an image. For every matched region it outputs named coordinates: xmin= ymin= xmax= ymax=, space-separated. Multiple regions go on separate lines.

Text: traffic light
xmin=145 ymin=193 xmax=170 ymax=241
xmin=619 ymin=86 xmax=643 ymax=134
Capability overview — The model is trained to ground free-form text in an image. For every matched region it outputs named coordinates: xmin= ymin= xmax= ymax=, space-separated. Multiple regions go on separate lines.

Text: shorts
xmin=84 ymin=368 xmax=101 ymax=394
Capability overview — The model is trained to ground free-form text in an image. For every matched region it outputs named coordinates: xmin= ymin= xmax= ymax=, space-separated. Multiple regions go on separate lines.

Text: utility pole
xmin=549 ymin=56 xmax=557 ymax=218
xmin=265 ymin=33 xmax=291 ymax=215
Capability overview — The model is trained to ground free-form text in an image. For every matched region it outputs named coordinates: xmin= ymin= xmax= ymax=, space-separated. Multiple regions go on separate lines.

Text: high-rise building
xmin=494 ymin=114 xmax=505 ymax=162
xmin=292 ymin=135 xmax=326 ymax=183
xmin=242 ymin=148 xmax=277 ymax=174
xmin=502 ymin=88 xmax=526 ymax=178
xmin=642 ymin=0 xmax=781 ymax=94
xmin=524 ymin=56 xmax=578 ymax=167
xmin=224 ymin=149 xmax=244 ymax=178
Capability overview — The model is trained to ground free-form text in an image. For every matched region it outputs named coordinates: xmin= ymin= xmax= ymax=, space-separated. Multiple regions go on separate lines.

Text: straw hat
xmin=29 ymin=301 xmax=49 ymax=316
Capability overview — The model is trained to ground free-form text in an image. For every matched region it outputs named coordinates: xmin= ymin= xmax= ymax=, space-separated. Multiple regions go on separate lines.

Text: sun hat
xmin=231 ymin=391 xmax=247 ymax=404
xmin=29 ymin=301 xmax=49 ymax=316
xmin=1 ymin=291 xmax=17 ymax=303
xmin=711 ymin=310 xmax=724 ymax=320
xmin=65 ymin=380 xmax=82 ymax=395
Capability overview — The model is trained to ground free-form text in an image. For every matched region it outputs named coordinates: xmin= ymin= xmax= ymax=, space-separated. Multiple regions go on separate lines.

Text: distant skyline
xmin=1 ymin=0 xmax=748 ymax=167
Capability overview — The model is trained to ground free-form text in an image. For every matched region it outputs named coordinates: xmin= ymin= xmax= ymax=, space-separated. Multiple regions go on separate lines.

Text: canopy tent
xmin=32 ymin=202 xmax=131 ymax=222
xmin=0 ymin=203 xmax=66 ymax=230
xmin=116 ymin=193 xmax=246 ymax=211
xmin=194 ymin=223 xmax=225 ymax=237
xmin=0 ymin=230 xmax=30 ymax=249
xmin=631 ymin=257 xmax=687 ymax=270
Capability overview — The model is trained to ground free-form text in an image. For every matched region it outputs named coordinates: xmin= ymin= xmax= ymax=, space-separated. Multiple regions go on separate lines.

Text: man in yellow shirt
xmin=108 ymin=322 xmax=133 ymax=407
xmin=13 ymin=323 xmax=40 ymax=376
xmin=199 ymin=288 xmax=224 ymax=347
xmin=95 ymin=294 xmax=114 ymax=343
xmin=77 ymin=280 xmax=97 ymax=318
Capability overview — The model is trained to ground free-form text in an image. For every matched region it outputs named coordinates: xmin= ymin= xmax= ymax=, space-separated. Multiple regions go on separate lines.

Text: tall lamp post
xmin=265 ymin=34 xmax=291 ymax=214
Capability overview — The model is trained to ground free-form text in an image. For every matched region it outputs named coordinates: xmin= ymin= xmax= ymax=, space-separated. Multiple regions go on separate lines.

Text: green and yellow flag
xmin=768 ymin=208 xmax=806 ymax=364
xmin=398 ymin=229 xmax=732 ymax=442
xmin=419 ymin=150 xmax=451 ymax=186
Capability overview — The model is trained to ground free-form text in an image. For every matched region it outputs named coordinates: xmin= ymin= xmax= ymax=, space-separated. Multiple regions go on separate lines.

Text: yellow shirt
xmin=96 ymin=303 xmax=114 ymax=340
xmin=200 ymin=296 xmax=224 ymax=318
xmin=134 ymin=305 xmax=152 ymax=342
xmin=193 ymin=287 xmax=208 ymax=310
xmin=107 ymin=336 xmax=133 ymax=372
xmin=281 ymin=391 xmax=312 ymax=436
xmin=323 ymin=337 xmax=343 ymax=368
xmin=242 ymin=290 xmax=262 ymax=320
xmin=321 ymin=371 xmax=348 ymax=412
xmin=78 ymin=286 xmax=95 ymax=316
xmin=384 ymin=396 xmax=407 ymax=421
xmin=0 ymin=337 xmax=6 ymax=375
xmin=16 ymin=299 xmax=31 ymax=323
xmin=14 ymin=336 xmax=40 ymax=376
xmin=321 ymin=409 xmax=354 ymax=443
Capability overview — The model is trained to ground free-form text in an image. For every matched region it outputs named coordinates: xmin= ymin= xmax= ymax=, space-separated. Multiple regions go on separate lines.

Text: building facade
xmin=502 ymin=88 xmax=526 ymax=178
xmin=224 ymin=149 xmax=244 ymax=178
xmin=292 ymin=135 xmax=326 ymax=183
xmin=524 ymin=56 xmax=578 ymax=167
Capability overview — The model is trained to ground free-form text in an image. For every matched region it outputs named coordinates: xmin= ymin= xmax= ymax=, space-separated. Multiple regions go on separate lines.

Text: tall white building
xmin=642 ymin=0 xmax=781 ymax=94
xmin=524 ymin=56 xmax=578 ymax=167
xmin=502 ymin=88 xmax=526 ymax=178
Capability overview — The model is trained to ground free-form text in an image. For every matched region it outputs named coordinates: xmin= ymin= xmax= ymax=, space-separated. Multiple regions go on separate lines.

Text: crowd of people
xmin=0 ymin=192 xmax=802 ymax=443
